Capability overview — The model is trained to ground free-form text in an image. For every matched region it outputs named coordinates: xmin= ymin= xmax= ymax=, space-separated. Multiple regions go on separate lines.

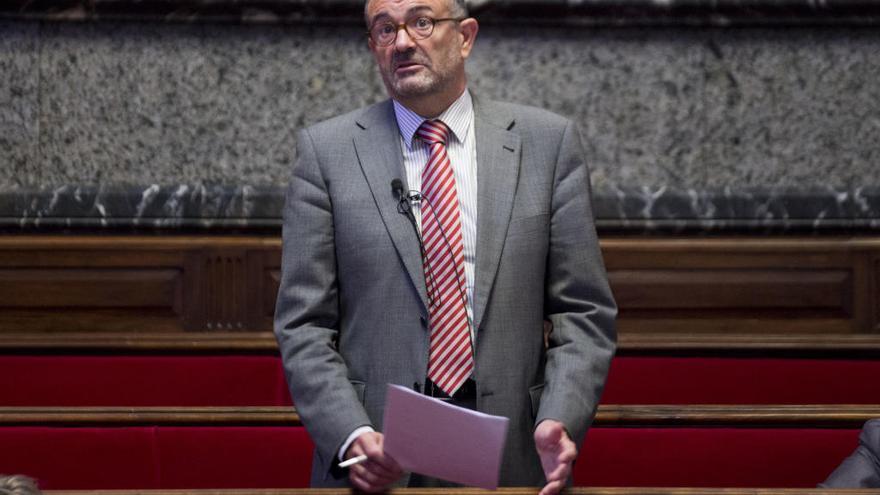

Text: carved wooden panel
xmin=0 ymin=247 xmax=185 ymax=332
xmin=260 ymin=251 xmax=282 ymax=321
xmin=1 ymin=236 xmax=878 ymax=338
xmin=204 ymin=251 xmax=247 ymax=330
xmin=0 ymin=237 xmax=278 ymax=333
xmin=601 ymin=239 xmax=872 ymax=335
xmin=609 ymin=269 xmax=851 ymax=314
xmin=873 ymin=253 xmax=880 ymax=332
xmin=183 ymin=248 xmax=274 ymax=331
xmin=0 ymin=269 xmax=180 ymax=308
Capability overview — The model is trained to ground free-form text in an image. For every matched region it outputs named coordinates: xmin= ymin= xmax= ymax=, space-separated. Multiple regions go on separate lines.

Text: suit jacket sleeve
xmin=535 ymin=118 xmax=618 ymax=449
xmin=820 ymin=419 xmax=880 ymax=488
xmin=274 ymin=127 xmax=373 ymax=477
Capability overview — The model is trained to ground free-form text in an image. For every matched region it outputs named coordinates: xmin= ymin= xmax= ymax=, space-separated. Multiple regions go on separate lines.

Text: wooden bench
xmin=1 ymin=405 xmax=876 ymax=489
xmin=4 ymin=351 xmax=880 ymax=406
xmin=1 ymin=235 xmax=878 ymax=336
xmin=39 ymin=489 xmax=880 ymax=495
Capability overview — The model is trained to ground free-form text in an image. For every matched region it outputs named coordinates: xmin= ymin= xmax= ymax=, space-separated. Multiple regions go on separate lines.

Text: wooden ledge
xmin=42 ymin=488 xmax=880 ymax=495
xmin=617 ymin=333 xmax=880 ymax=355
xmin=2 ymin=405 xmax=877 ymax=427
xmin=0 ymin=235 xmax=281 ymax=250
xmin=3 ymin=235 xmax=880 ymax=251
xmin=0 ymin=406 xmax=300 ymax=426
xmin=596 ymin=405 xmax=880 ymax=427
xmin=4 ymin=332 xmax=880 ymax=355
xmin=0 ymin=332 xmax=281 ymax=353
xmin=600 ymin=237 xmax=880 ymax=252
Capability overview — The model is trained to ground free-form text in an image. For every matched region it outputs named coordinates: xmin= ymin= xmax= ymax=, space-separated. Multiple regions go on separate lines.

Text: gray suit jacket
xmin=274 ymin=96 xmax=617 ymax=487
xmin=820 ymin=419 xmax=880 ymax=488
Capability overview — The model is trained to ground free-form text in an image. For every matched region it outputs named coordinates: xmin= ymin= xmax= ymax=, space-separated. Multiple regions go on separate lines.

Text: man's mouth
xmin=394 ymin=60 xmax=424 ymax=73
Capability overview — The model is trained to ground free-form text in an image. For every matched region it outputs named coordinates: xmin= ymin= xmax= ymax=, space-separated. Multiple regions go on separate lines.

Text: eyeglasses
xmin=368 ymin=16 xmax=465 ymax=47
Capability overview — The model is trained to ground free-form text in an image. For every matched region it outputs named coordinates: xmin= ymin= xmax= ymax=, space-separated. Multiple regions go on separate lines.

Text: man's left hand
xmin=534 ymin=419 xmax=577 ymax=495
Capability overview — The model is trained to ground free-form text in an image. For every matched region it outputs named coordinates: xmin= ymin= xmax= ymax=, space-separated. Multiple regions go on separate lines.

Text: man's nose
xmin=394 ymin=25 xmax=416 ymax=52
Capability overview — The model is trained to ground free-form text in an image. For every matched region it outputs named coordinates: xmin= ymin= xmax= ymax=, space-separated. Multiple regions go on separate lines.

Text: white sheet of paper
xmin=382 ymin=383 xmax=509 ymax=490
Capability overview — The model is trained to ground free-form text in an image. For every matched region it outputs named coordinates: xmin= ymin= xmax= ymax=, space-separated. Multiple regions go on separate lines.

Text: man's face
xmin=366 ymin=0 xmax=476 ymax=104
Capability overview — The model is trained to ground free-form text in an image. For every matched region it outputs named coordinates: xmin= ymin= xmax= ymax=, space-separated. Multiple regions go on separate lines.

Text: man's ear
xmin=459 ymin=18 xmax=479 ymax=58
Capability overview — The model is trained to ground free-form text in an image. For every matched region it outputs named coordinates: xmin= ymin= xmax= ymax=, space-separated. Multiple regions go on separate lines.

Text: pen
xmin=338 ymin=454 xmax=368 ymax=469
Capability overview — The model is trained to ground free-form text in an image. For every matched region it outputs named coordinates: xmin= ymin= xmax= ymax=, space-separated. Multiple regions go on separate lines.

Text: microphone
xmin=391 ymin=178 xmax=405 ymax=200
xmin=392 ymin=179 xmax=422 ymax=206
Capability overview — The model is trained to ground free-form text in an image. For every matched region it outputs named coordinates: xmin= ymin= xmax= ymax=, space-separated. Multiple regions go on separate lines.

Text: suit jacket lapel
xmin=353 ymin=101 xmax=430 ymax=312
xmin=473 ymin=98 xmax=521 ymax=330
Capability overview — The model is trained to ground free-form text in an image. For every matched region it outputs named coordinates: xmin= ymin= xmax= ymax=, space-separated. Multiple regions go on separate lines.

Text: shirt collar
xmin=392 ymin=89 xmax=473 ymax=151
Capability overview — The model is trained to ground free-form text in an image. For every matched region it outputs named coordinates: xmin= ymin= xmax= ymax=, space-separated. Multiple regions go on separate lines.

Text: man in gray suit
xmin=273 ymin=0 xmax=616 ymax=492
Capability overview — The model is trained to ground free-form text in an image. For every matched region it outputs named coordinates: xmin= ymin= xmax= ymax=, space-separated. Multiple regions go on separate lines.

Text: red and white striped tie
xmin=417 ymin=119 xmax=473 ymax=397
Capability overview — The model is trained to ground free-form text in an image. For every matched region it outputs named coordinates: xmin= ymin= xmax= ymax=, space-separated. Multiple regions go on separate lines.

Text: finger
xmin=367 ymin=452 xmax=396 ymax=470
xmin=357 ymin=457 xmax=403 ymax=487
xmin=539 ymin=479 xmax=564 ymax=495
xmin=545 ymin=460 xmax=571 ymax=484
xmin=352 ymin=478 xmax=389 ymax=493
xmin=549 ymin=437 xmax=577 ymax=468
xmin=351 ymin=468 xmax=390 ymax=494
xmin=560 ymin=436 xmax=577 ymax=455
xmin=556 ymin=446 xmax=577 ymax=468
xmin=346 ymin=443 xmax=367 ymax=460
xmin=351 ymin=463 xmax=382 ymax=487
xmin=560 ymin=447 xmax=577 ymax=463
xmin=354 ymin=433 xmax=402 ymax=480
xmin=375 ymin=453 xmax=404 ymax=475
xmin=356 ymin=446 xmax=394 ymax=474
xmin=358 ymin=460 xmax=398 ymax=483
xmin=359 ymin=445 xmax=402 ymax=475
xmin=349 ymin=471 xmax=373 ymax=493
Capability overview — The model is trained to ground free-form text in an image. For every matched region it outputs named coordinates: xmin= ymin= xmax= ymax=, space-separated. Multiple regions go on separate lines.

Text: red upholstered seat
xmin=0 ymin=426 xmax=313 ymax=490
xmin=1 ymin=353 xmax=875 ymax=489
xmin=156 ymin=427 xmax=313 ymax=489
xmin=602 ymin=357 xmax=880 ymax=404
xmin=0 ymin=355 xmax=291 ymax=407
xmin=1 ymin=424 xmax=860 ymax=489
xmin=576 ymin=427 xmax=860 ymax=488
xmin=0 ymin=427 xmax=160 ymax=489
xmin=3 ymin=354 xmax=879 ymax=406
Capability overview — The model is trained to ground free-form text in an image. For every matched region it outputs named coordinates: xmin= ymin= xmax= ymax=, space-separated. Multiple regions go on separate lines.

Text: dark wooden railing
xmin=2 ymin=235 xmax=879 ymax=351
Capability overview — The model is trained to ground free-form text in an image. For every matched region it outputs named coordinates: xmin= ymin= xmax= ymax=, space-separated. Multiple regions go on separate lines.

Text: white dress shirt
xmin=393 ymin=89 xmax=478 ymax=325
xmin=338 ymin=89 xmax=479 ymax=461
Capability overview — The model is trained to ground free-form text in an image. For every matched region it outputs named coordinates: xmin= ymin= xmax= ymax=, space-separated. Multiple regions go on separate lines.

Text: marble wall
xmin=1 ymin=20 xmax=879 ymax=230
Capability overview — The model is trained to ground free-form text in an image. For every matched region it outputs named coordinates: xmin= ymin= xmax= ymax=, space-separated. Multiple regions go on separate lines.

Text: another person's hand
xmin=534 ymin=419 xmax=578 ymax=495
xmin=345 ymin=431 xmax=403 ymax=492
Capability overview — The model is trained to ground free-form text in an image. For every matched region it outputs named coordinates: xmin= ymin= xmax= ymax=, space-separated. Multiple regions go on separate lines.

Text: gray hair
xmin=0 ymin=475 xmax=41 ymax=495
xmin=365 ymin=0 xmax=469 ymax=26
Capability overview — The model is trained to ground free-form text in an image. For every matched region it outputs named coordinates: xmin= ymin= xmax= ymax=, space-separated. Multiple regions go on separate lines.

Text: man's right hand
xmin=345 ymin=431 xmax=403 ymax=492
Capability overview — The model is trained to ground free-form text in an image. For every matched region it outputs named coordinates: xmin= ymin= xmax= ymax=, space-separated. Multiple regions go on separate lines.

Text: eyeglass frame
xmin=367 ymin=16 xmax=466 ymax=47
